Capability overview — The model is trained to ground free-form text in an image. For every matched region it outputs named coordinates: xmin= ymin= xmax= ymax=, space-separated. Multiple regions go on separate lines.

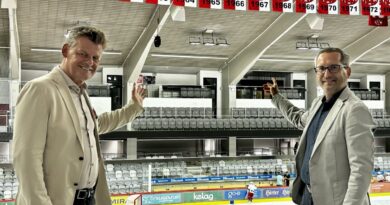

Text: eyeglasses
xmin=75 ymin=50 xmax=101 ymax=64
xmin=313 ymin=64 xmax=345 ymax=74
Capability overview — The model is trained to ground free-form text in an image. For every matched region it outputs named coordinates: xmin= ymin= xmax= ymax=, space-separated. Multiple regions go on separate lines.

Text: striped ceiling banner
xmin=119 ymin=0 xmax=390 ymax=16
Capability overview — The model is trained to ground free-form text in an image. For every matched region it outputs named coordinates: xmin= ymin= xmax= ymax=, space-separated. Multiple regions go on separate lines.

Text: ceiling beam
xmin=344 ymin=27 xmax=390 ymax=65
xmin=122 ymin=5 xmax=177 ymax=85
xmin=2 ymin=0 xmax=19 ymax=81
xmin=220 ymin=13 xmax=308 ymax=86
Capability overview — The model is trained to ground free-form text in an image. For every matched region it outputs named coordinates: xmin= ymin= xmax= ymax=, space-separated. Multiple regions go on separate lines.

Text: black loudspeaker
xmin=110 ymin=87 xmax=122 ymax=111
xmin=107 ymin=75 xmax=123 ymax=110
xmin=154 ymin=35 xmax=161 ymax=47
xmin=107 ymin=75 xmax=122 ymax=86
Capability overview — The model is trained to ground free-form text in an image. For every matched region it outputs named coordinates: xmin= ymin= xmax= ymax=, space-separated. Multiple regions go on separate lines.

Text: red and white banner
xmin=185 ymin=0 xmax=198 ymax=7
xmin=120 ymin=0 xmax=390 ymax=16
xmin=296 ymin=0 xmax=317 ymax=13
xmin=361 ymin=0 xmax=380 ymax=15
xmin=235 ymin=0 xmax=248 ymax=10
xmin=224 ymin=0 xmax=236 ymax=9
xmin=381 ymin=0 xmax=390 ymax=16
xmin=248 ymin=0 xmax=271 ymax=11
xmin=198 ymin=0 xmax=223 ymax=8
xmin=198 ymin=0 xmax=210 ymax=8
xmin=368 ymin=15 xmax=388 ymax=25
xmin=340 ymin=0 xmax=360 ymax=15
xmin=211 ymin=0 xmax=223 ymax=9
xmin=173 ymin=0 xmax=184 ymax=6
xmin=259 ymin=0 xmax=271 ymax=11
xmin=248 ymin=0 xmax=259 ymax=10
xmin=158 ymin=0 xmax=171 ymax=5
xmin=272 ymin=0 xmax=293 ymax=12
xmin=145 ymin=0 xmax=158 ymax=4
xmin=318 ymin=0 xmax=339 ymax=14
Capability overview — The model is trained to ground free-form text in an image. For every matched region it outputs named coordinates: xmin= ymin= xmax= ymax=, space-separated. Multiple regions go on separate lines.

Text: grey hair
xmin=314 ymin=47 xmax=350 ymax=67
xmin=64 ymin=26 xmax=106 ymax=49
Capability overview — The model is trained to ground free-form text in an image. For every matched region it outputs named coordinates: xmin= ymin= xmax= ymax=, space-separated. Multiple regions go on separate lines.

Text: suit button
xmin=79 ymin=157 xmax=84 ymax=161
xmin=74 ymin=183 xmax=78 ymax=186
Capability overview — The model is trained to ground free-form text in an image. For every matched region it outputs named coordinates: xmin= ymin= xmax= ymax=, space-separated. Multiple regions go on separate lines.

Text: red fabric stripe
xmin=224 ymin=0 xmax=236 ymax=10
xmin=173 ymin=0 xmax=185 ymax=6
xmin=199 ymin=0 xmax=211 ymax=8
xmin=272 ymin=0 xmax=284 ymax=12
xmin=248 ymin=0 xmax=260 ymax=10
xmin=146 ymin=0 xmax=158 ymax=4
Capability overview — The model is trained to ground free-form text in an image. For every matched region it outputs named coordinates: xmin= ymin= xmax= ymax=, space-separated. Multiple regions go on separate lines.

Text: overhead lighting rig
xmin=296 ymin=36 xmax=330 ymax=50
xmin=189 ymin=29 xmax=230 ymax=47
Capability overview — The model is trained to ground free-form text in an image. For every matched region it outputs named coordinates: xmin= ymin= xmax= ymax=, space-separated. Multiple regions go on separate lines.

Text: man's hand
xmin=267 ymin=77 xmax=279 ymax=96
xmin=132 ymin=83 xmax=145 ymax=106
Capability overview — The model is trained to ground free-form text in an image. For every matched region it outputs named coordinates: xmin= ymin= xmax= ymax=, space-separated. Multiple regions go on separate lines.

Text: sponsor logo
xmin=227 ymin=191 xmax=242 ymax=199
xmin=265 ymin=189 xmax=280 ymax=197
xmin=193 ymin=192 xmax=214 ymax=201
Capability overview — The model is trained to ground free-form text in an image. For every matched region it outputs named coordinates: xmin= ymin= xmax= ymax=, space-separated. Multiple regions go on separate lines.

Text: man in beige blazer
xmin=268 ymin=48 xmax=375 ymax=205
xmin=13 ymin=26 xmax=144 ymax=205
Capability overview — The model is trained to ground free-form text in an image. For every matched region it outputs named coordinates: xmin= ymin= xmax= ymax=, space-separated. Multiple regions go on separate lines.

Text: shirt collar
xmin=321 ymin=86 xmax=346 ymax=110
xmin=57 ymin=66 xmax=87 ymax=95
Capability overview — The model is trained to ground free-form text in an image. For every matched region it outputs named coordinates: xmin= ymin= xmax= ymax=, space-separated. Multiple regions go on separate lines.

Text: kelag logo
xmin=183 ymin=191 xmax=223 ymax=202
xmin=193 ymin=192 xmax=214 ymax=201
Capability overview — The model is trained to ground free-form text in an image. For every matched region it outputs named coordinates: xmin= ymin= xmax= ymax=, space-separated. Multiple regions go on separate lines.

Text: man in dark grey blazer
xmin=268 ymin=48 xmax=375 ymax=205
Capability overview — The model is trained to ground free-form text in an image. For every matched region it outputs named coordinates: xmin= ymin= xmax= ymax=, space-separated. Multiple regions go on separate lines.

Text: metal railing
xmin=0 ymin=112 xmax=12 ymax=132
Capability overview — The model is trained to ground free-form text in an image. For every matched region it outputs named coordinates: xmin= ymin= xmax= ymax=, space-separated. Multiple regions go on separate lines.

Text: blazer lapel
xmin=49 ymin=67 xmax=84 ymax=152
xmin=311 ymin=88 xmax=350 ymax=158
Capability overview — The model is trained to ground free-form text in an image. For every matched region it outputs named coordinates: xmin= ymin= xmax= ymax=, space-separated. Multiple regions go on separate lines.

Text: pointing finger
xmin=272 ymin=77 xmax=277 ymax=86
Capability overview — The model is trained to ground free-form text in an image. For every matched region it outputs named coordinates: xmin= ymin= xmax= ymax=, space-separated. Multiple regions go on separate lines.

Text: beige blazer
xmin=272 ymin=87 xmax=375 ymax=205
xmin=12 ymin=68 xmax=143 ymax=205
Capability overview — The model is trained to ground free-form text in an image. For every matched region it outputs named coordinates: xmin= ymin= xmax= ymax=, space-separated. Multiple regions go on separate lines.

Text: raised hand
xmin=266 ymin=77 xmax=279 ymax=96
xmin=132 ymin=83 xmax=146 ymax=106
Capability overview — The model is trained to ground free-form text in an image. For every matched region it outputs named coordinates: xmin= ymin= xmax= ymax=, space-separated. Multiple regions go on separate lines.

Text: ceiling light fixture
xmin=150 ymin=53 xmax=229 ymax=60
xmin=30 ymin=48 xmax=122 ymax=55
xmin=189 ymin=29 xmax=230 ymax=47
xmin=189 ymin=36 xmax=201 ymax=45
xmin=296 ymin=36 xmax=330 ymax=50
xmin=258 ymin=58 xmax=313 ymax=63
